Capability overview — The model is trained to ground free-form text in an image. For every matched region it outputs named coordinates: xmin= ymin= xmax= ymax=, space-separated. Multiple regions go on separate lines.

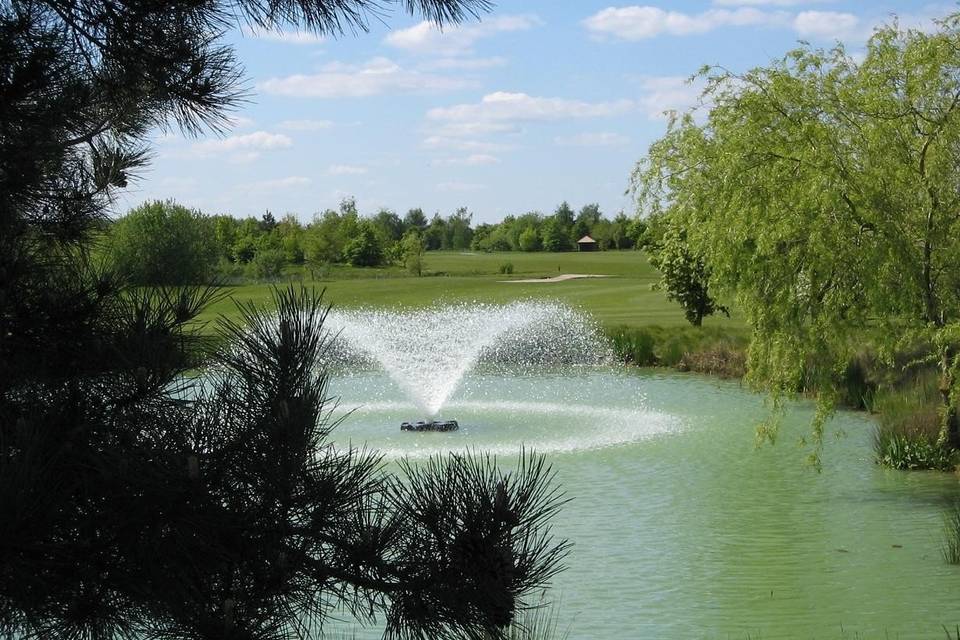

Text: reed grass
xmin=943 ymin=503 xmax=960 ymax=565
xmin=872 ymin=373 xmax=956 ymax=471
xmin=606 ymin=324 xmax=748 ymax=374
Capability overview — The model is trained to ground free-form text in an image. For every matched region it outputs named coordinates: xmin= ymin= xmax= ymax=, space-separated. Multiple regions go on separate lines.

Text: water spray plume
xmin=325 ymin=301 xmax=611 ymax=418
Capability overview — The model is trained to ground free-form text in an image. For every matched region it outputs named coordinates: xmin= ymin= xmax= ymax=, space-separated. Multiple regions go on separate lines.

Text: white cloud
xmin=432 ymin=154 xmax=501 ymax=166
xmin=793 ymin=11 xmax=860 ymax=39
xmin=427 ymin=92 xmax=634 ymax=123
xmin=583 ymin=6 xmax=787 ymax=40
xmin=160 ymin=176 xmax=199 ymax=189
xmin=713 ymin=0 xmax=833 ymax=5
xmin=228 ymin=152 xmax=262 ymax=164
xmin=436 ymin=181 xmax=486 ymax=192
xmin=245 ymin=176 xmax=313 ymax=192
xmin=384 ymin=15 xmax=540 ymax=56
xmin=430 ymin=121 xmax=521 ymax=137
xmin=554 ymin=132 xmax=630 ymax=147
xmin=226 ymin=115 xmax=255 ymax=129
xmin=154 ymin=131 xmax=182 ymax=145
xmin=258 ymin=58 xmax=473 ymax=98
xmin=327 ymin=164 xmax=368 ymax=176
xmin=637 ymin=76 xmax=705 ymax=119
xmin=420 ymin=56 xmax=508 ymax=71
xmin=422 ymin=136 xmax=513 ymax=153
xmin=245 ymin=28 xmax=324 ymax=45
xmin=277 ymin=119 xmax=334 ymax=131
xmin=193 ymin=131 xmax=292 ymax=155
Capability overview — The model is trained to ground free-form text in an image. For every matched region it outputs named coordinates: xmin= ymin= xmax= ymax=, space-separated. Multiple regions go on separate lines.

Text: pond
xmin=327 ymin=366 xmax=960 ymax=639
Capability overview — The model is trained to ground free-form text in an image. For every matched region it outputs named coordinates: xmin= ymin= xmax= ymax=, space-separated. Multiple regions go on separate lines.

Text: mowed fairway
xmin=196 ymin=250 xmax=743 ymax=329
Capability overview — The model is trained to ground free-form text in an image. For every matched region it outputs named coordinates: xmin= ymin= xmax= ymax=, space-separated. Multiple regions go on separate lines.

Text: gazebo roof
xmin=577 ymin=235 xmax=597 ymax=244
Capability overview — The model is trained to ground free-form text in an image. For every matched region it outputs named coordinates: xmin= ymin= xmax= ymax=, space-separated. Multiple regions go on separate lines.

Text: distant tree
xmin=486 ymin=231 xmax=513 ymax=252
xmin=470 ymin=223 xmax=493 ymax=250
xmin=541 ymin=218 xmax=570 ymax=252
xmin=344 ymin=221 xmax=384 ymax=267
xmin=259 ymin=210 xmax=277 ymax=232
xmin=303 ymin=212 xmax=339 ymax=272
xmin=518 ymin=227 xmax=542 ymax=252
xmin=577 ymin=203 xmax=602 ymax=227
xmin=232 ymin=217 xmax=262 ymax=263
xmin=590 ymin=218 xmax=614 ymax=250
xmin=249 ymin=246 xmax=286 ymax=279
xmin=109 ymin=200 xmax=218 ymax=285
xmin=303 ymin=206 xmax=359 ymax=268
xmin=449 ymin=207 xmax=474 ymax=250
xmin=402 ymin=229 xmax=426 ymax=276
xmin=612 ymin=212 xmax=637 ymax=250
xmin=339 ymin=196 xmax=359 ymax=217
xmin=210 ymin=214 xmax=240 ymax=261
xmin=628 ymin=217 xmax=649 ymax=249
xmin=554 ymin=201 xmax=575 ymax=228
xmin=276 ymin=214 xmax=305 ymax=264
xmin=570 ymin=220 xmax=590 ymax=245
xmin=233 ymin=234 xmax=258 ymax=263
xmin=404 ymin=207 xmax=428 ymax=230
xmin=507 ymin=212 xmax=543 ymax=250
xmin=424 ymin=213 xmax=448 ymax=250
xmin=550 ymin=202 xmax=575 ymax=250
xmin=372 ymin=207 xmax=405 ymax=244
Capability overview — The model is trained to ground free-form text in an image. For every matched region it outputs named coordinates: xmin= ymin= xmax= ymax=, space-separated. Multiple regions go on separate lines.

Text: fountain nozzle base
xmin=401 ymin=420 xmax=459 ymax=432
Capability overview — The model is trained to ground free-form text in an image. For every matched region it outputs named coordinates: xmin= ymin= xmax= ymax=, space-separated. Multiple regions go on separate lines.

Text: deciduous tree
xmin=633 ymin=15 xmax=960 ymax=459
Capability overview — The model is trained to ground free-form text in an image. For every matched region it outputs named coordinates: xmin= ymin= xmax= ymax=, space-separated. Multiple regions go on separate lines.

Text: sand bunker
xmin=501 ymin=274 xmax=611 ymax=283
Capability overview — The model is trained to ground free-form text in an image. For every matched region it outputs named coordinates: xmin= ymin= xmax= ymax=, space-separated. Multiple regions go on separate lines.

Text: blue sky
xmin=118 ymin=1 xmax=957 ymax=224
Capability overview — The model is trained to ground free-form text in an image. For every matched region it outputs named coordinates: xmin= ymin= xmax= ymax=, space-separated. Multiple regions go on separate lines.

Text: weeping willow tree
xmin=1 ymin=1 xmax=570 ymax=638
xmin=632 ymin=15 xmax=960 ymax=463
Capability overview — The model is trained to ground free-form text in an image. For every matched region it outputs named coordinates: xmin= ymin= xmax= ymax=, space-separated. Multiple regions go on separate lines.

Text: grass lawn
xmin=197 ymin=250 xmax=744 ymax=330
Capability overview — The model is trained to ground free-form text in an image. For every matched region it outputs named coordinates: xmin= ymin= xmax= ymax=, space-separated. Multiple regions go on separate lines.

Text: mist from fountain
xmin=324 ymin=300 xmax=610 ymax=418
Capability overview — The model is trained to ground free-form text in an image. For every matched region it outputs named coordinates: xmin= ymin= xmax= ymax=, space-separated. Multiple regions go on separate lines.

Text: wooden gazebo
xmin=577 ymin=235 xmax=598 ymax=252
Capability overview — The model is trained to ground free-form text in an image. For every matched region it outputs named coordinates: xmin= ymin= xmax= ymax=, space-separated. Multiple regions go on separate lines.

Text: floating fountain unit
xmin=401 ymin=420 xmax=459 ymax=432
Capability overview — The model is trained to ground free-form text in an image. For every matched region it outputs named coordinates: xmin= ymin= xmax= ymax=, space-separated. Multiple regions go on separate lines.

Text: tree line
xmin=104 ymin=197 xmax=648 ymax=285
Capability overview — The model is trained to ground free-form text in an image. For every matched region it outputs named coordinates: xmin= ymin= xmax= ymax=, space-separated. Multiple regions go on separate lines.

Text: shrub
xmin=518 ymin=227 xmax=541 ymax=252
xmin=248 ymin=247 xmax=286 ymax=280
xmin=344 ymin=223 xmax=385 ymax=267
xmin=402 ymin=230 xmax=425 ymax=276
xmin=499 ymin=262 xmax=515 ymax=275
xmin=108 ymin=200 xmax=218 ymax=285
xmin=213 ymin=256 xmax=245 ymax=283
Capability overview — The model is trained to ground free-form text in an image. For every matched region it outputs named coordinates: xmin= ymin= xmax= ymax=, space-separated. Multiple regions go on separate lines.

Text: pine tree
xmin=0 ymin=2 xmax=568 ymax=638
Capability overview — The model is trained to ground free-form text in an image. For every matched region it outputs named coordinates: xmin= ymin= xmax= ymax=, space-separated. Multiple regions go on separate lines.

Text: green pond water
xmin=326 ymin=367 xmax=960 ymax=639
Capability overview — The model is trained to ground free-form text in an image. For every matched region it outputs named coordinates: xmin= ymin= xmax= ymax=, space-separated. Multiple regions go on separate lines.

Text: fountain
xmin=324 ymin=300 xmax=611 ymax=429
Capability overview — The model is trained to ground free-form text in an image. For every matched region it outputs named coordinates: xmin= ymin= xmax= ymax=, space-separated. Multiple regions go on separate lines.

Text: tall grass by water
xmin=872 ymin=372 xmax=956 ymax=471
xmin=606 ymin=324 xmax=748 ymax=377
xmin=942 ymin=502 xmax=960 ymax=565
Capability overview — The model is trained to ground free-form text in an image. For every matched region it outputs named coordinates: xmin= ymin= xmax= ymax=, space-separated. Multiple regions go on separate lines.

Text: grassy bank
xmin=196 ymin=250 xmax=746 ymax=331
